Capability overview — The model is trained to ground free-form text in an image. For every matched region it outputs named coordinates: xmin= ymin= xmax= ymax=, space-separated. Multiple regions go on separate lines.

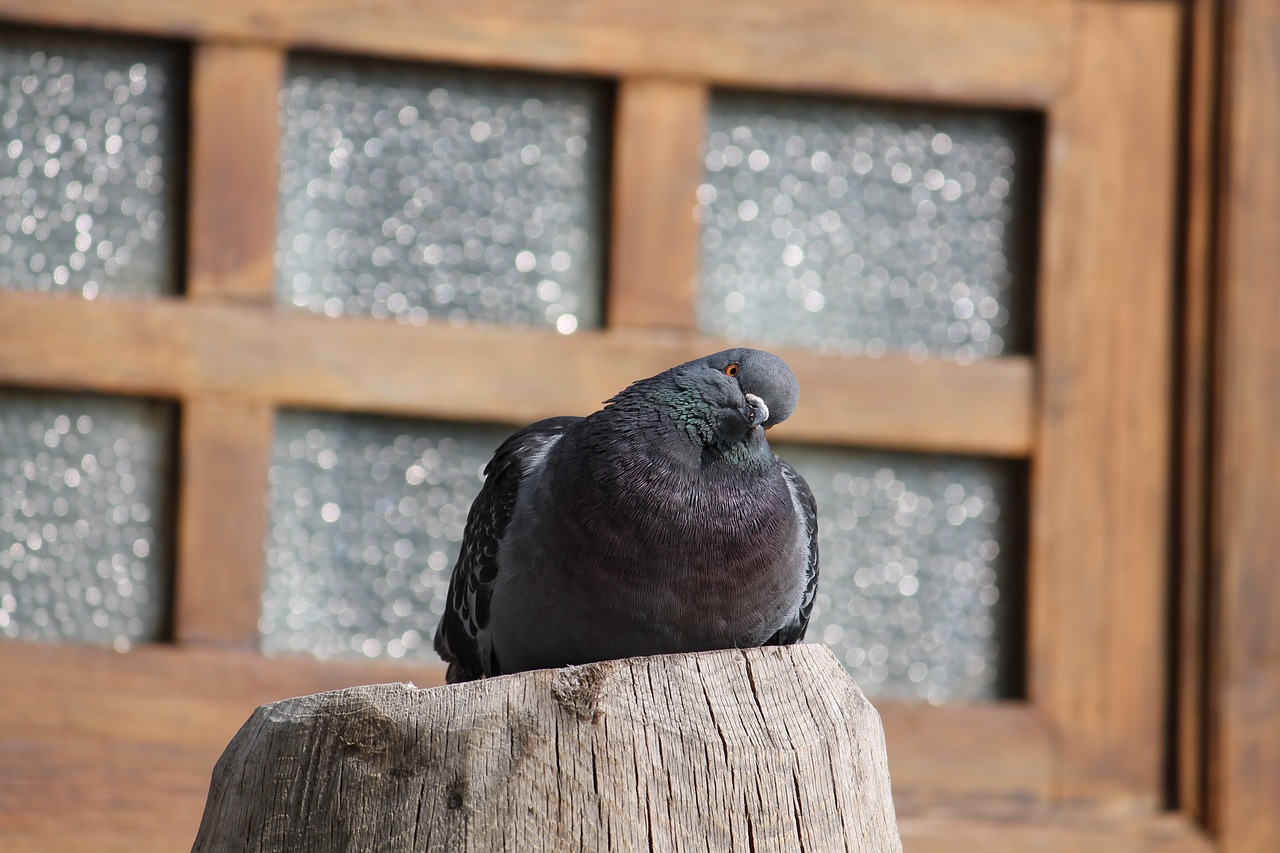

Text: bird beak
xmin=744 ymin=394 xmax=770 ymax=429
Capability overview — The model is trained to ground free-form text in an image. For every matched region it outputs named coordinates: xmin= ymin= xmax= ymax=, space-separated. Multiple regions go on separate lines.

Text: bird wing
xmin=766 ymin=458 xmax=820 ymax=646
xmin=433 ymin=416 xmax=577 ymax=682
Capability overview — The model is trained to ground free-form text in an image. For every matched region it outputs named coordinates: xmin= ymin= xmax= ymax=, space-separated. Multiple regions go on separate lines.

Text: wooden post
xmin=192 ymin=645 xmax=901 ymax=851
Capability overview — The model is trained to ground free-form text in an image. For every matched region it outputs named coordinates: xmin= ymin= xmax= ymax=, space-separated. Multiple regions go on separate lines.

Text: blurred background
xmin=0 ymin=1 xmax=1275 ymax=850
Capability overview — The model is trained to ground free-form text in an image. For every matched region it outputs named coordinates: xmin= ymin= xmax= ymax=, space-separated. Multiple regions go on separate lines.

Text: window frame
xmin=0 ymin=0 xmax=1230 ymax=849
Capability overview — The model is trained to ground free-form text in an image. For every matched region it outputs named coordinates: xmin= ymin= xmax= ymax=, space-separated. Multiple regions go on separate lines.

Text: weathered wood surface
xmin=192 ymin=644 xmax=901 ymax=852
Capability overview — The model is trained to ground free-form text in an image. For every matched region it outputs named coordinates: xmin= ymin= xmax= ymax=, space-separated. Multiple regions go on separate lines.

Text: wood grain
xmin=186 ymin=42 xmax=283 ymax=303
xmin=1029 ymin=0 xmax=1181 ymax=808
xmin=1210 ymin=0 xmax=1280 ymax=846
xmin=174 ymin=399 xmax=274 ymax=647
xmin=192 ymin=645 xmax=901 ymax=851
xmin=879 ymin=702 xmax=1055 ymax=815
xmin=0 ymin=0 xmax=1072 ymax=108
xmin=0 ymin=293 xmax=1036 ymax=456
xmin=899 ymin=813 xmax=1214 ymax=853
xmin=0 ymin=642 xmax=447 ymax=853
xmin=608 ymin=78 xmax=706 ymax=332
xmin=0 ymin=640 xmax=1062 ymax=850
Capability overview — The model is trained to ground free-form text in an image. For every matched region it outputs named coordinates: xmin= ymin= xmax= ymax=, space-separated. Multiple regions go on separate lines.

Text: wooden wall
xmin=0 ymin=0 xmax=1272 ymax=849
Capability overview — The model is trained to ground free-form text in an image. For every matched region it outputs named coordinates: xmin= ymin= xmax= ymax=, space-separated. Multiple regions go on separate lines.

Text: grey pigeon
xmin=433 ymin=348 xmax=819 ymax=683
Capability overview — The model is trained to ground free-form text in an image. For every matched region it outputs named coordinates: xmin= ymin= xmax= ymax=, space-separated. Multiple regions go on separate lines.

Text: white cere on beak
xmin=745 ymin=393 xmax=769 ymax=428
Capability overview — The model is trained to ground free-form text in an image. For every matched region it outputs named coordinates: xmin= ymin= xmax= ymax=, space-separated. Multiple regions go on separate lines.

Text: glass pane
xmin=699 ymin=93 xmax=1039 ymax=362
xmin=780 ymin=445 xmax=1025 ymax=702
xmin=265 ymin=410 xmax=1024 ymax=701
xmin=0 ymin=30 xmax=184 ymax=298
xmin=0 ymin=391 xmax=175 ymax=649
xmin=262 ymin=410 xmax=511 ymax=661
xmin=277 ymin=57 xmax=608 ymax=332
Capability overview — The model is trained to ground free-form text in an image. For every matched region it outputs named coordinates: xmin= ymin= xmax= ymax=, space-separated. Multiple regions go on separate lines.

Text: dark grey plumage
xmin=433 ymin=348 xmax=819 ymax=683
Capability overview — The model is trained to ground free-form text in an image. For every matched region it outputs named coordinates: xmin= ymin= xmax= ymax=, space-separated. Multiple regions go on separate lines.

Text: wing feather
xmin=432 ymin=417 xmax=576 ymax=682
xmin=766 ymin=459 xmax=820 ymax=646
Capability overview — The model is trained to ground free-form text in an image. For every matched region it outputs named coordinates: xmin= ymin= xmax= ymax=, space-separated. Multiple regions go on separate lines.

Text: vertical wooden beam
xmin=177 ymin=42 xmax=284 ymax=646
xmin=174 ymin=399 xmax=275 ymax=648
xmin=1209 ymin=0 xmax=1280 ymax=846
xmin=607 ymin=78 xmax=707 ymax=332
xmin=187 ymin=42 xmax=283 ymax=303
xmin=1176 ymin=0 xmax=1224 ymax=824
xmin=1029 ymin=0 xmax=1181 ymax=808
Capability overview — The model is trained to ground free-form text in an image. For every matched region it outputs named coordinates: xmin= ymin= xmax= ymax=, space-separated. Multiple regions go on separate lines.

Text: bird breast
xmin=487 ymin=446 xmax=807 ymax=671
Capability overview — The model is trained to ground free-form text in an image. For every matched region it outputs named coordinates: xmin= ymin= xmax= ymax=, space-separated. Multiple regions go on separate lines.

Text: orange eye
xmin=724 ymin=362 xmax=740 ymax=377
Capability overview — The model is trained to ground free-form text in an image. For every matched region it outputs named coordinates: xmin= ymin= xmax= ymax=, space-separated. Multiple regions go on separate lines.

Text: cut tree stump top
xmin=192 ymin=643 xmax=901 ymax=852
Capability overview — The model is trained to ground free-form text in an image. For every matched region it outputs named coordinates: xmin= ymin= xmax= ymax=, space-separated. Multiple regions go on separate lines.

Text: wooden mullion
xmin=173 ymin=399 xmax=274 ymax=647
xmin=187 ymin=41 xmax=284 ymax=303
xmin=0 ymin=0 xmax=1073 ymax=108
xmin=1029 ymin=0 xmax=1181 ymax=808
xmin=0 ymin=294 xmax=1036 ymax=457
xmin=177 ymin=42 xmax=284 ymax=646
xmin=608 ymin=78 xmax=706 ymax=333
xmin=1209 ymin=0 xmax=1280 ymax=845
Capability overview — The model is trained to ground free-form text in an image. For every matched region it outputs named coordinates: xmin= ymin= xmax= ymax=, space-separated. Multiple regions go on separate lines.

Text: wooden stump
xmin=192 ymin=644 xmax=901 ymax=852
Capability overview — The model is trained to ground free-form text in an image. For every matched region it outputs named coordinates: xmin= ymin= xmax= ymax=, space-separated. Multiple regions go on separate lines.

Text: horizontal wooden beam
xmin=0 ymin=293 xmax=1035 ymax=456
xmin=0 ymin=0 xmax=1072 ymax=107
xmin=0 ymin=641 xmax=1061 ymax=851
xmin=881 ymin=701 xmax=1055 ymax=815
xmin=899 ymin=813 xmax=1214 ymax=853
xmin=0 ymin=641 xmax=447 ymax=853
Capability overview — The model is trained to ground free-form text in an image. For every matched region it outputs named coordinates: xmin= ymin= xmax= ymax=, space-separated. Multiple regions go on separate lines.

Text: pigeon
xmin=433 ymin=348 xmax=819 ymax=683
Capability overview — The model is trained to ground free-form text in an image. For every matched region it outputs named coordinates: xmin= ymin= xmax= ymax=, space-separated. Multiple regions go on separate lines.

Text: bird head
xmin=600 ymin=348 xmax=799 ymax=460
xmin=696 ymin=348 xmax=799 ymax=431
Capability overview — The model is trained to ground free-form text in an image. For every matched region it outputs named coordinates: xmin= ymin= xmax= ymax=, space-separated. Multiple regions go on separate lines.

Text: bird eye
xmin=724 ymin=362 xmax=740 ymax=377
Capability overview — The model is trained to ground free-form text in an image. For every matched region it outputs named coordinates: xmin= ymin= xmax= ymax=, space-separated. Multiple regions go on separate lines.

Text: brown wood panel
xmin=0 ymin=0 xmax=1072 ymax=108
xmin=0 ymin=642 xmax=447 ymax=852
xmin=608 ymin=78 xmax=706 ymax=332
xmin=1029 ymin=0 xmax=1181 ymax=808
xmin=0 ymin=294 xmax=1036 ymax=456
xmin=900 ymin=813 xmax=1214 ymax=853
xmin=186 ymin=42 xmax=283 ymax=303
xmin=174 ymin=399 xmax=274 ymax=647
xmin=0 ymin=642 xmax=1059 ymax=849
xmin=880 ymin=702 xmax=1056 ymax=816
xmin=1210 ymin=0 xmax=1280 ymax=846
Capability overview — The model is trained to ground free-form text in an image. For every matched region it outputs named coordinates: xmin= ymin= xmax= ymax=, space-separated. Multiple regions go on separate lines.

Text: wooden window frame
xmin=0 ymin=0 xmax=1251 ymax=849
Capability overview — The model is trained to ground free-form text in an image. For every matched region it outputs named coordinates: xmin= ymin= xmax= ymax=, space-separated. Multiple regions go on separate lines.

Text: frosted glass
xmin=262 ymin=411 xmax=511 ymax=661
xmin=277 ymin=57 xmax=608 ymax=333
xmin=0 ymin=391 xmax=174 ymax=649
xmin=0 ymin=31 xmax=183 ymax=298
xmin=699 ymin=93 xmax=1038 ymax=362
xmin=782 ymin=446 xmax=1024 ymax=702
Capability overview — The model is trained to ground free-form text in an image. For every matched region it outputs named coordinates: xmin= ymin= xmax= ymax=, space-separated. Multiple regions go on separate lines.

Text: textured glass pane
xmin=264 ymin=412 xmax=1025 ymax=698
xmin=0 ymin=391 xmax=175 ymax=649
xmin=780 ymin=446 xmax=1024 ymax=702
xmin=277 ymin=57 xmax=607 ymax=333
xmin=699 ymin=93 xmax=1039 ymax=362
xmin=0 ymin=30 xmax=184 ymax=298
xmin=263 ymin=411 xmax=512 ymax=661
